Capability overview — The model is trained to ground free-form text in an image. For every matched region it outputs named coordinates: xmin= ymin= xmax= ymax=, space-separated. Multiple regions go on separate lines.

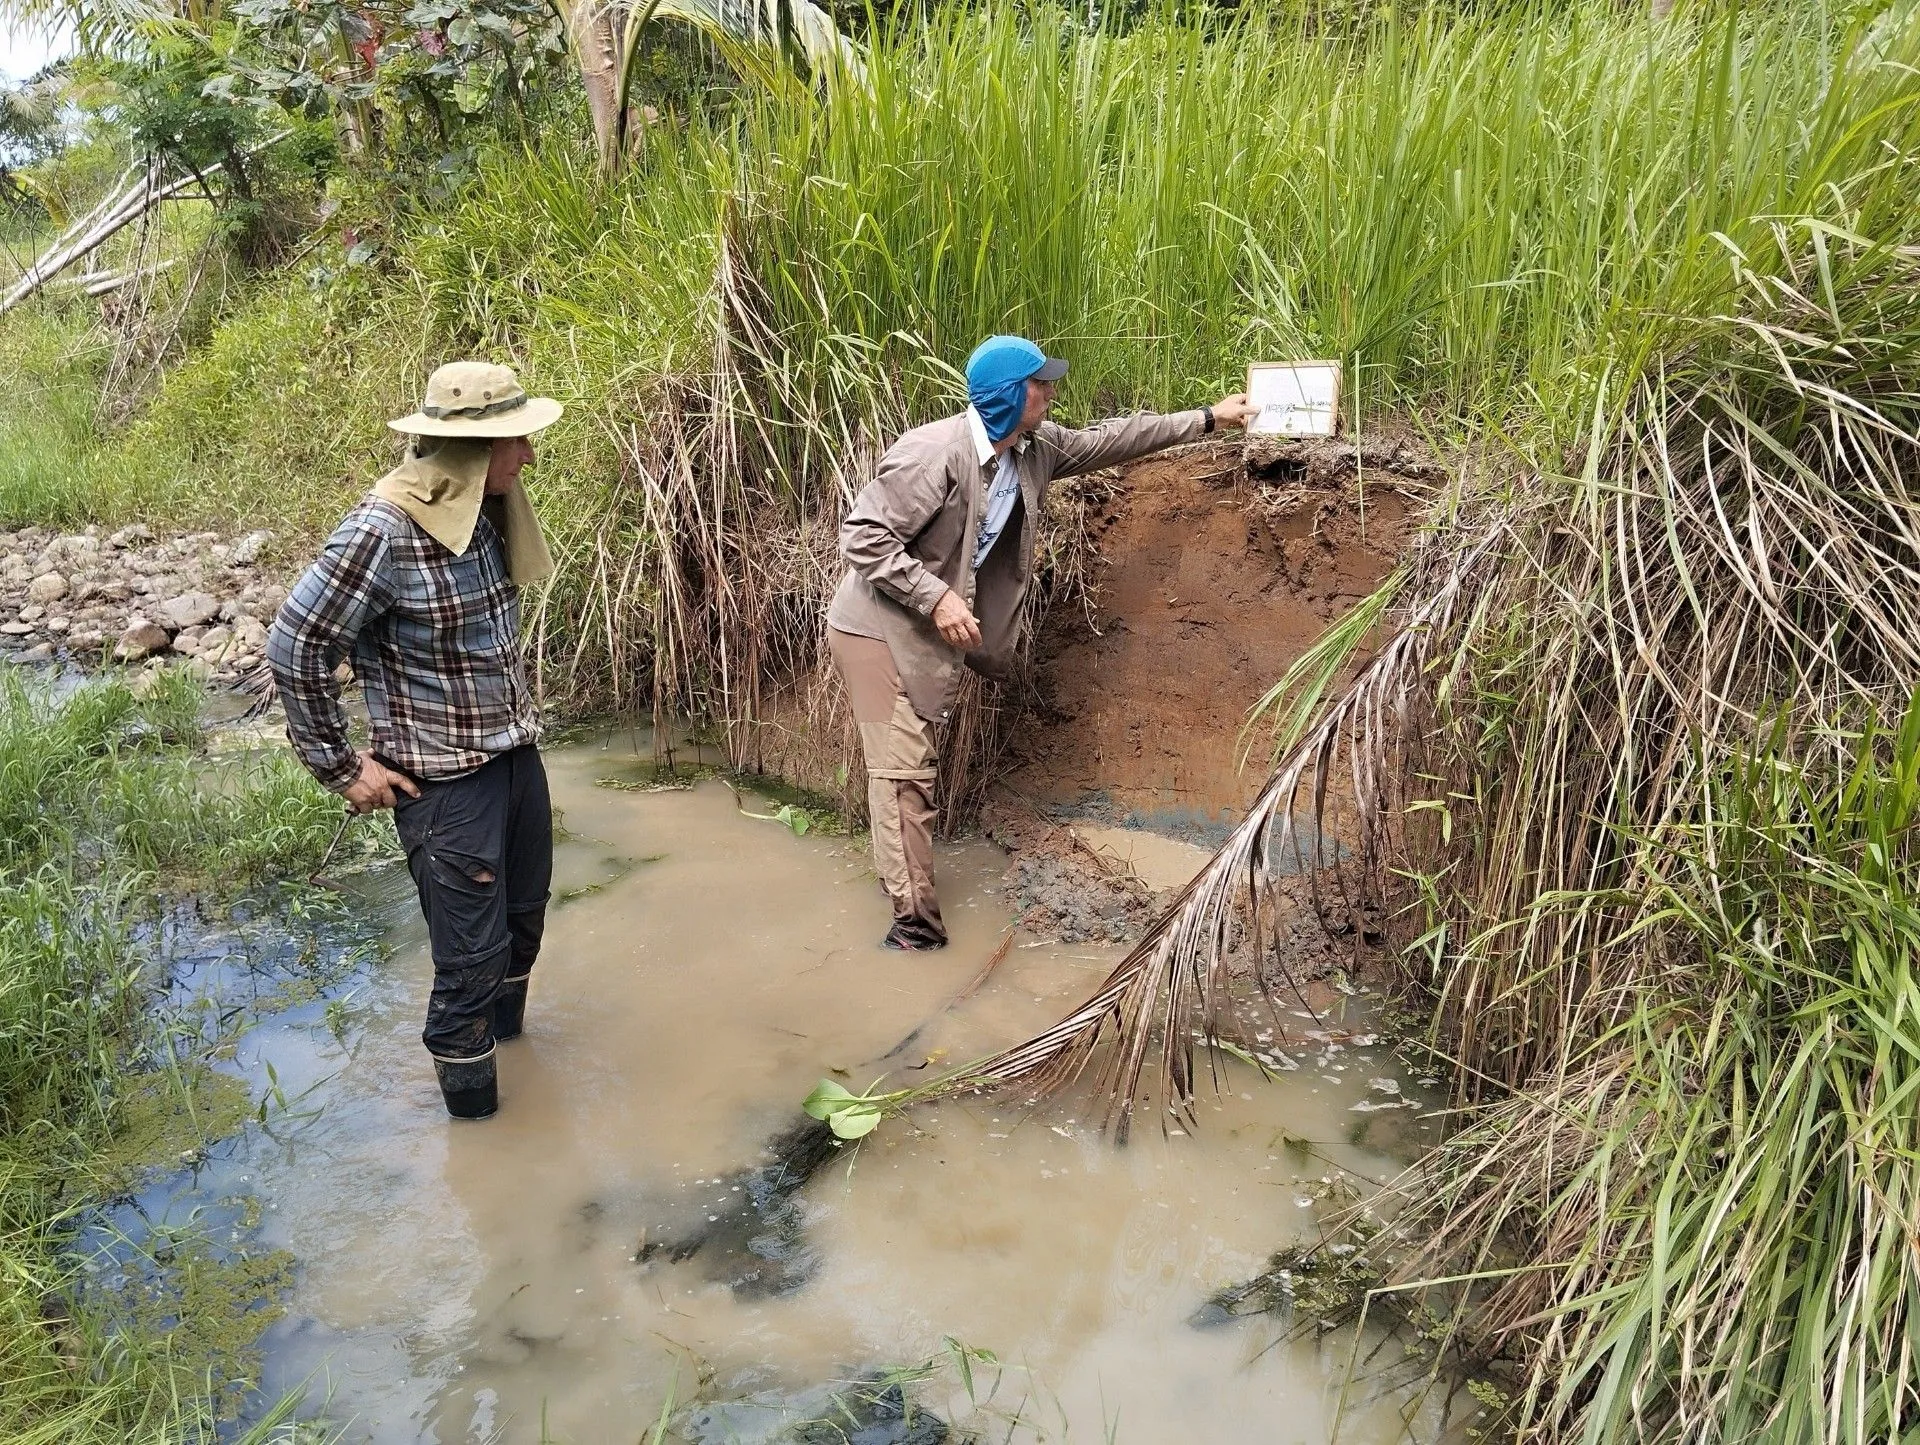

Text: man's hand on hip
xmin=1211 ymin=392 xmax=1257 ymax=429
xmin=933 ymin=589 xmax=983 ymax=650
xmin=343 ymin=749 xmax=422 ymax=813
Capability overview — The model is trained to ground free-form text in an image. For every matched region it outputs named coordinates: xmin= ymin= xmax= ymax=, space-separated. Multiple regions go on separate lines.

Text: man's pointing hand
xmin=1212 ymin=392 xmax=1257 ymax=429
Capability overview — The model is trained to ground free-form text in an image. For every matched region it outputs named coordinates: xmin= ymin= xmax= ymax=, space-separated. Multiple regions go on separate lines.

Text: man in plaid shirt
xmin=268 ymin=361 xmax=561 ymax=1121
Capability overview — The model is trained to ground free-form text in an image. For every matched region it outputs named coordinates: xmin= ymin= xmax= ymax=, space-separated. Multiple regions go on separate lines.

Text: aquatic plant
xmin=801 ymin=1076 xmax=929 ymax=1138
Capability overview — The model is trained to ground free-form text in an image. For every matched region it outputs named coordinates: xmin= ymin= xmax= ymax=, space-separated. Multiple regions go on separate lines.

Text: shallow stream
xmin=139 ymin=731 xmax=1454 ymax=1442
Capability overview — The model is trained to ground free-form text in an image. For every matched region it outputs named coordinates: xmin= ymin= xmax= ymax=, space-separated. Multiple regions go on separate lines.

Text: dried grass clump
xmin=1370 ymin=231 xmax=1920 ymax=1441
xmin=928 ymin=5 xmax=1920 ymax=1431
xmin=965 ymin=225 xmax=1920 ymax=1439
xmin=523 ymin=216 xmax=1090 ymax=823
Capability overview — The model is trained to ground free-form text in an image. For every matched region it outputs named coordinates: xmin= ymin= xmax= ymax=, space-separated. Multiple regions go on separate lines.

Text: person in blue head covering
xmin=827 ymin=335 xmax=1254 ymax=951
xmin=966 ymin=335 xmax=1068 ymax=444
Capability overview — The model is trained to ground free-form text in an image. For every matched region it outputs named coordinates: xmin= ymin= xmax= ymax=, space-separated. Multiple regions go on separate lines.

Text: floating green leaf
xmin=802 ymin=1077 xmax=859 ymax=1120
xmin=827 ymin=1103 xmax=882 ymax=1138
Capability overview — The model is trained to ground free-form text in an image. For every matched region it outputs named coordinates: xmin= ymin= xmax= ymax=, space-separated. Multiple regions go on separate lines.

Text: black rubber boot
xmin=492 ymin=974 xmax=530 ymax=1042
xmin=882 ymin=918 xmax=948 ymax=951
xmin=432 ymin=1046 xmax=499 ymax=1119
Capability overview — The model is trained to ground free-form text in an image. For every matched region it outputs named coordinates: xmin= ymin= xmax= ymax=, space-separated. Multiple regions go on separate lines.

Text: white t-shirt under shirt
xmin=966 ymin=405 xmax=1025 ymax=570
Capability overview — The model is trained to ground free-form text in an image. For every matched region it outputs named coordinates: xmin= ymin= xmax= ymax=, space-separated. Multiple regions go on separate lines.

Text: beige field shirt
xmin=828 ymin=407 xmax=1207 ymax=722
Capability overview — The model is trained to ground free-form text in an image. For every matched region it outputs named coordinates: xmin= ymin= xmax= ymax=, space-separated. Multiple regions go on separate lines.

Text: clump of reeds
xmin=84 ymin=0 xmax=1898 ymax=811
xmin=963 ymin=55 xmax=1920 ymax=1444
xmin=424 ymin=0 xmax=1920 ymax=838
xmin=22 ymin=2 xmax=1892 ymax=836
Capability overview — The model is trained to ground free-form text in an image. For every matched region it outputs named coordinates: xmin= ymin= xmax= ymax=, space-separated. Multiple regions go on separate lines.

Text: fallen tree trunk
xmin=29 ymin=160 xmax=146 ymax=262
xmin=2 ymin=161 xmax=168 ymax=315
xmin=0 ymin=134 xmax=287 ymax=317
xmin=44 ymin=259 xmax=182 ymax=297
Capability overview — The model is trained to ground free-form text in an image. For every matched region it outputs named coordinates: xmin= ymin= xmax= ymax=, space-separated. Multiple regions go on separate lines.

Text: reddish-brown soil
xmin=997 ymin=431 xmax=1433 ymax=842
xmin=747 ymin=425 xmax=1441 ymax=945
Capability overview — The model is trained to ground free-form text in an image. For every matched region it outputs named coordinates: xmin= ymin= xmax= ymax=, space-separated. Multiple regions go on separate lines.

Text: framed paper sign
xmin=1246 ymin=361 xmax=1341 ymax=437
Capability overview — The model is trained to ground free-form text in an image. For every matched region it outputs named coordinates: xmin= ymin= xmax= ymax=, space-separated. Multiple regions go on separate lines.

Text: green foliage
xmin=0 ymin=303 xmax=110 ymax=526
xmin=7 ymin=129 xmax=127 ymax=232
xmin=1400 ymin=699 xmax=1920 ymax=1441
xmin=763 ymin=801 xmax=814 ymax=834
xmin=223 ymin=0 xmax=570 ymax=180
xmin=1188 ymin=8 xmax=1920 ymax=1429
xmin=740 ymin=796 xmax=836 ymax=834
xmin=7 ymin=0 xmax=1909 ymax=726
xmin=97 ymin=37 xmax=268 ymax=194
xmin=1 ymin=68 xmax=70 ymax=221
xmin=0 ymin=664 xmax=371 ymax=1439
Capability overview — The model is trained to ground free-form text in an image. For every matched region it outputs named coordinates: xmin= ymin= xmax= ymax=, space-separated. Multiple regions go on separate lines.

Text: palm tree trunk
xmin=561 ymin=0 xmax=623 ymax=171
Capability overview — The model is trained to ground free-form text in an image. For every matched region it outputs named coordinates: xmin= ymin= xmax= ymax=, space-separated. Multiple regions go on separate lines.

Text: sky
xmin=2 ymin=17 xmax=74 ymax=83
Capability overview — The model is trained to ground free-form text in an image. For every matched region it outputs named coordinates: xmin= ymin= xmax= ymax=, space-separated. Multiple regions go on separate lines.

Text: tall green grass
xmin=0 ymin=664 xmax=351 ymax=1441
xmin=0 ymin=185 xmax=257 ymax=530
xmin=1488 ymin=700 xmax=1920 ymax=1440
xmin=430 ymin=0 xmax=1910 ymax=426
xmin=0 ymin=305 xmax=112 ymax=526
xmin=45 ymin=0 xmax=1904 ymax=715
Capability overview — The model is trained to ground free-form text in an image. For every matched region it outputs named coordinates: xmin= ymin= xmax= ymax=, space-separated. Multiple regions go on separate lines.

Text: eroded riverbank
xmin=129 ymin=729 xmax=1455 ymax=1442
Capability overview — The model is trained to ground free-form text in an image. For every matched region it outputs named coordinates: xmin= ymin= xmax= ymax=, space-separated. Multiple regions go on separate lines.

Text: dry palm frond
xmin=948 ymin=535 xmax=1489 ymax=1141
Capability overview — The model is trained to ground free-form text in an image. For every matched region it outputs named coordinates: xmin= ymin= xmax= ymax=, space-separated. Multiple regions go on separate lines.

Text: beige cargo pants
xmin=827 ymin=628 xmax=946 ymax=947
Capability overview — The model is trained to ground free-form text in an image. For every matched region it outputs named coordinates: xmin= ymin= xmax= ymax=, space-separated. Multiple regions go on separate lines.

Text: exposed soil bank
xmin=1008 ymin=434 xmax=1422 ymax=829
xmin=988 ymin=430 xmax=1431 ymax=941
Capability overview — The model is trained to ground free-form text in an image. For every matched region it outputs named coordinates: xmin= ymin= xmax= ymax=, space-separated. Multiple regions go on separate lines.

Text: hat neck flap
xmin=371 ymin=438 xmax=554 ymax=587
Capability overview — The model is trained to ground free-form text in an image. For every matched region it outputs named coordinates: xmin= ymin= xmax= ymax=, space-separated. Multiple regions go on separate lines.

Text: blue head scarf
xmin=966 ymin=335 xmax=1062 ymax=444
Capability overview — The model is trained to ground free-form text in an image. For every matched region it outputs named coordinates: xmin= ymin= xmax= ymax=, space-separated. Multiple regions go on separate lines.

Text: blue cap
xmin=965 ymin=335 xmax=1069 ymax=391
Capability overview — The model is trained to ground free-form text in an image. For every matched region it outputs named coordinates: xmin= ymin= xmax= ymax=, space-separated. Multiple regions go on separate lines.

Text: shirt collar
xmin=965 ymin=405 xmax=1030 ymax=465
xmin=965 ymin=405 xmax=995 ymax=465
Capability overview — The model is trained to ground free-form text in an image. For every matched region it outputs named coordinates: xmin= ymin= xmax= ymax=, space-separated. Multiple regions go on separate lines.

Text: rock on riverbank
xmin=0 ymin=524 xmax=287 ymax=683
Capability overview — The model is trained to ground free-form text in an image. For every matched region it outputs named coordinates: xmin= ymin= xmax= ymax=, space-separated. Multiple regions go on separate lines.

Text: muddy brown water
xmin=176 ymin=733 xmax=1456 ymax=1442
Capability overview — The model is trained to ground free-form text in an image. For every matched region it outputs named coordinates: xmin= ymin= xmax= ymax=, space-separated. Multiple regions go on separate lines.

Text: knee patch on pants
xmin=829 ymin=628 xmax=943 ymax=931
xmin=867 ymin=774 xmax=942 ymax=929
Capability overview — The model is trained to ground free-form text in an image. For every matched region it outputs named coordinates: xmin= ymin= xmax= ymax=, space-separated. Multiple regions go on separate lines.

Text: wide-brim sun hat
xmin=388 ymin=360 xmax=564 ymax=438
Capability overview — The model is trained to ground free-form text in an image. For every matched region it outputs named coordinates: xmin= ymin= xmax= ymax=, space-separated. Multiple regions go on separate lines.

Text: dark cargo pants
xmin=392 ymin=745 xmax=552 ymax=1060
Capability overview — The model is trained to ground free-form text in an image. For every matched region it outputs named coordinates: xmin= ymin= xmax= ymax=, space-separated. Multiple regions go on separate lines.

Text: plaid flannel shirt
xmin=267 ymin=496 xmax=539 ymax=792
